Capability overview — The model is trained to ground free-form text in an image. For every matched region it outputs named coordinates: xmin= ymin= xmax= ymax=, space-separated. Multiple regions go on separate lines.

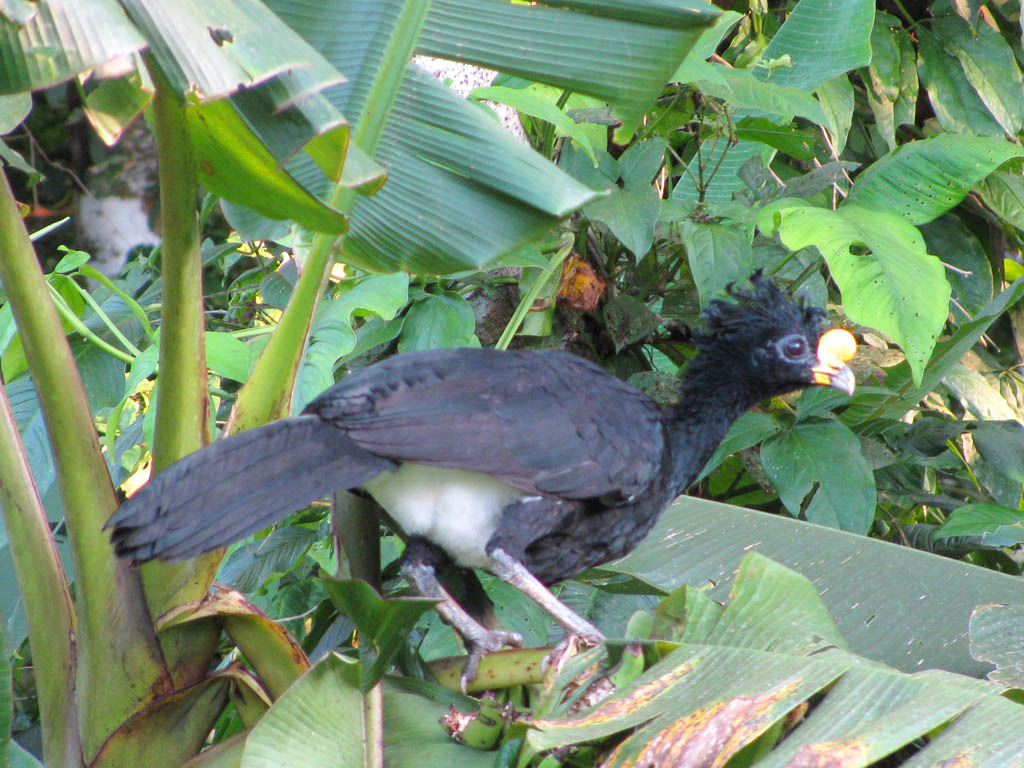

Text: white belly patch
xmin=362 ymin=464 xmax=524 ymax=570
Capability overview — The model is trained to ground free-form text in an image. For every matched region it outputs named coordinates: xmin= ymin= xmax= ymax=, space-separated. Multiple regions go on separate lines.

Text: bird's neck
xmin=663 ymin=359 xmax=760 ymax=496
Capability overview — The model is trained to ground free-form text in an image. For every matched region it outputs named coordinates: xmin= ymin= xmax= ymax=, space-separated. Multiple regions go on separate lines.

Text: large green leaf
xmin=421 ymin=0 xmax=721 ymax=123
xmin=397 ymin=291 xmax=476 ymax=352
xmin=754 ymin=0 xmax=873 ymax=91
xmin=259 ymin=0 xmax=714 ymax=273
xmin=241 ymin=654 xmax=369 ymax=768
xmin=292 ymin=272 xmax=409 ymax=411
xmin=845 ymin=134 xmax=1024 ymax=225
xmin=757 ymin=199 xmax=949 ymax=386
xmin=382 ymin=681 xmax=494 ymax=768
xmin=607 ymin=496 xmax=1024 ymax=678
xmin=185 ymin=99 xmax=350 ymax=235
xmin=760 ymin=419 xmax=876 ymax=533
xmin=680 ymin=221 xmax=753 ymax=308
xmin=0 ymin=0 xmax=145 ymax=94
xmin=529 ymin=556 xmax=1024 ymax=767
xmin=240 ymin=655 xmax=495 ymax=768
xmin=120 ymin=0 xmax=342 ymax=101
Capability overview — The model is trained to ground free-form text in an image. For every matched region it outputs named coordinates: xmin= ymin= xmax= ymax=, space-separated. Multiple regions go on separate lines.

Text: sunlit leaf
xmin=0 ymin=0 xmax=145 ymax=93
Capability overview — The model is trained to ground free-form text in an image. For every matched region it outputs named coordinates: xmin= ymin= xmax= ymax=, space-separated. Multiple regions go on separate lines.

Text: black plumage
xmin=108 ymin=274 xmax=855 ymax=682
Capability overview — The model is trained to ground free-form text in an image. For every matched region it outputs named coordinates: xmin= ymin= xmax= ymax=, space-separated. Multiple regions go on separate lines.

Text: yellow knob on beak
xmin=812 ymin=328 xmax=857 ymax=395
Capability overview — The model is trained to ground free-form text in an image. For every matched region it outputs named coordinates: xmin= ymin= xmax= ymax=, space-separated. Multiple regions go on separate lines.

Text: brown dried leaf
xmin=558 ymin=255 xmax=606 ymax=312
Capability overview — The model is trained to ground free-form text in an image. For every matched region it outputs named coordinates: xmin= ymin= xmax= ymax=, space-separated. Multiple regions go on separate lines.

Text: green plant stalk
xmin=147 ymin=63 xmax=209 ymax=474
xmin=332 ymin=490 xmax=382 ymax=587
xmin=230 ymin=0 xmax=432 ymax=434
xmin=46 ymin=286 xmax=136 ymax=364
xmin=77 ymin=264 xmax=155 ymax=340
xmin=47 ymin=282 xmax=139 ymax=361
xmin=495 ymin=236 xmax=573 ymax=350
xmin=0 ymin=385 xmax=82 ymax=768
xmin=65 ymin=279 xmax=143 ymax=356
xmin=428 ymin=649 xmax=550 ymax=693
xmin=0 ymin=168 xmax=170 ymax=760
xmin=140 ymin=57 xmax=224 ymax=683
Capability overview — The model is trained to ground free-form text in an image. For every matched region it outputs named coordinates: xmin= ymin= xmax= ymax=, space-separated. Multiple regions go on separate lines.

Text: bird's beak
xmin=812 ymin=328 xmax=857 ymax=396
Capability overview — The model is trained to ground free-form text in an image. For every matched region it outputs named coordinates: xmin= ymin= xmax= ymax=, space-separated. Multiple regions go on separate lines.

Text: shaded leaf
xmin=971 ymin=420 xmax=1024 ymax=484
xmin=585 ymin=185 xmax=661 ymax=259
xmin=603 ymin=295 xmax=660 ymax=353
xmin=618 ymin=138 xmax=667 ymax=189
xmin=931 ymin=14 xmax=1024 ymax=137
xmin=733 ymin=116 xmax=817 ymax=162
xmin=815 ymin=75 xmax=854 ymax=154
xmin=696 ymin=411 xmax=780 ymax=482
xmin=920 ymin=215 xmax=992 ymax=320
xmin=218 ymin=526 xmax=320 ymax=593
xmin=322 ymin=578 xmax=437 ymax=690
xmin=398 ymin=291 xmax=475 ymax=352
xmin=917 ymin=26 xmax=1005 ymax=137
xmin=472 ymin=84 xmax=598 ymax=164
xmin=976 ymin=169 xmax=1024 ymax=232
xmin=936 ymin=503 xmax=1024 ymax=544
xmin=0 ymin=92 xmax=30 ymax=133
xmin=694 ymin=66 xmax=829 ymax=126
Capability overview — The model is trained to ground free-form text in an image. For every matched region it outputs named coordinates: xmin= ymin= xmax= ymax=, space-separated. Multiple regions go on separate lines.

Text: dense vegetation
xmin=1 ymin=0 xmax=1023 ymax=766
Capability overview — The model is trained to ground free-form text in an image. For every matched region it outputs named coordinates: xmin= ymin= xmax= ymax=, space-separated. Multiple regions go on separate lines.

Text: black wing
xmin=304 ymin=348 xmax=666 ymax=502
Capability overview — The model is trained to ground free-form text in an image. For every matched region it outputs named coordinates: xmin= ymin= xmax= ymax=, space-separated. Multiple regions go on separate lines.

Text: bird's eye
xmin=780 ymin=335 xmax=808 ymax=360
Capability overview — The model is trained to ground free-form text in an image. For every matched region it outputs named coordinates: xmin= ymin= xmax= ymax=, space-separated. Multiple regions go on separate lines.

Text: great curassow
xmin=108 ymin=273 xmax=856 ymax=685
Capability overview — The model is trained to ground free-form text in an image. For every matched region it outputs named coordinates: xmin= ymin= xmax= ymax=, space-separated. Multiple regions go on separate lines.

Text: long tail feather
xmin=106 ymin=415 xmax=394 ymax=561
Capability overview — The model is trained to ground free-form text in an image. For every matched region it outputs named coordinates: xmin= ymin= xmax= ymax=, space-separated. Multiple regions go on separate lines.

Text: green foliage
xmin=3 ymin=0 xmax=1024 ymax=765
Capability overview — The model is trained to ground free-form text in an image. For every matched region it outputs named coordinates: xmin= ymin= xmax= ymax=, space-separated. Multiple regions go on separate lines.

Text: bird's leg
xmin=486 ymin=547 xmax=604 ymax=643
xmin=486 ymin=497 xmax=605 ymax=644
xmin=437 ymin=565 xmax=502 ymax=631
xmin=399 ymin=538 xmax=522 ymax=689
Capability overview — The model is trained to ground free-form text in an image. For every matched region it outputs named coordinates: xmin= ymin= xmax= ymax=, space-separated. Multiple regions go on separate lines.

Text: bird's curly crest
xmin=692 ymin=270 xmax=824 ymax=352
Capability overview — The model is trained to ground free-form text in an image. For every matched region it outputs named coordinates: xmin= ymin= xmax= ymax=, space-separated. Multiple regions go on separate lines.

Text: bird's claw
xmin=460 ymin=628 xmax=524 ymax=693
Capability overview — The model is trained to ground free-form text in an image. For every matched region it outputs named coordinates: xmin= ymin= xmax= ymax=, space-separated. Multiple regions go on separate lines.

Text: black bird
xmin=108 ymin=274 xmax=855 ymax=682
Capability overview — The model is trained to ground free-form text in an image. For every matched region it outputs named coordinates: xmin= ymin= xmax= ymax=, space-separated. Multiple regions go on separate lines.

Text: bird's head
xmin=690 ymin=272 xmax=856 ymax=402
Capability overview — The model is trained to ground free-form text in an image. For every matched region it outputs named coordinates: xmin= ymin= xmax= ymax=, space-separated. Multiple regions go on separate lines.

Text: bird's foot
xmin=461 ymin=628 xmax=524 ymax=693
